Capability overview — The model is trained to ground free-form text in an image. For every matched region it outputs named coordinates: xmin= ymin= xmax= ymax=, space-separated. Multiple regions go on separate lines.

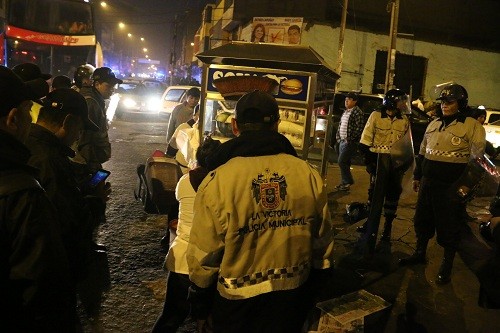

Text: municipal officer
xmin=399 ymin=84 xmax=486 ymax=285
xmin=356 ymin=89 xmax=411 ymax=255
xmin=186 ymin=91 xmax=334 ymax=332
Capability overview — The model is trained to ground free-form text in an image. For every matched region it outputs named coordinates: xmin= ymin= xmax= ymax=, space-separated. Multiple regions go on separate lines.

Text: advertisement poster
xmin=251 ymin=17 xmax=303 ymax=45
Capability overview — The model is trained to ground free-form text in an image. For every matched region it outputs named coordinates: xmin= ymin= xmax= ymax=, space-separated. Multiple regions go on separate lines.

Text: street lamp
xmin=143 ymin=48 xmax=148 ymax=52
xmin=118 ymin=22 xmax=125 ymax=29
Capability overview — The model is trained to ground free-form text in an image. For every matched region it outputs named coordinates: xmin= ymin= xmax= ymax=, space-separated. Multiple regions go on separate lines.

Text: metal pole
xmin=170 ymin=14 xmax=178 ymax=86
xmin=334 ymin=0 xmax=349 ymax=92
xmin=384 ymin=0 xmax=400 ymax=93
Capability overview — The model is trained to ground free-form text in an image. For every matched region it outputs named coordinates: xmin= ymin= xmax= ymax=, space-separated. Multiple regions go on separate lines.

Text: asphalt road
xmin=86 ymin=113 xmax=500 ymax=332
xmin=80 ymin=114 xmax=197 ymax=332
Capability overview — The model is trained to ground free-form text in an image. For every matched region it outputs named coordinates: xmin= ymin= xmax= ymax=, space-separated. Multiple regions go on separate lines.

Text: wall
xmin=301 ymin=24 xmax=500 ymax=109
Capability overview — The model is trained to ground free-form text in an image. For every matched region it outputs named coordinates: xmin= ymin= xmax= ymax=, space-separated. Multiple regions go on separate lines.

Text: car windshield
xmin=488 ymin=113 xmax=500 ymax=124
xmin=142 ymin=81 xmax=165 ymax=94
xmin=410 ymin=108 xmax=431 ymax=121
xmin=117 ymin=82 xmax=145 ymax=94
xmin=164 ymin=89 xmax=186 ymax=102
xmin=490 ymin=119 xmax=500 ymax=126
xmin=333 ymin=93 xmax=383 ymax=117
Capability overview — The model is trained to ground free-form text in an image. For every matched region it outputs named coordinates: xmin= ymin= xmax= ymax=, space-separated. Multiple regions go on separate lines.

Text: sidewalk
xmin=321 ymin=163 xmax=500 ymax=332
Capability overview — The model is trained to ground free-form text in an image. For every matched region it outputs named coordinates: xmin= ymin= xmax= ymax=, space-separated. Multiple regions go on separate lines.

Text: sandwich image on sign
xmin=280 ymin=78 xmax=303 ymax=95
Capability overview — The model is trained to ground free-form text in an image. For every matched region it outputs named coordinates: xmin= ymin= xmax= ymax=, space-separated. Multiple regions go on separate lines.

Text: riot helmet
xmin=343 ymin=202 xmax=369 ymax=224
xmin=383 ymin=89 xmax=408 ymax=110
xmin=74 ymin=64 xmax=95 ymax=88
xmin=436 ymin=84 xmax=468 ymax=110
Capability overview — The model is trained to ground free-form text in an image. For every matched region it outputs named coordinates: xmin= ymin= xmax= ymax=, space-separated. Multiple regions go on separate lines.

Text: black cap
xmin=42 ymin=88 xmax=99 ymax=131
xmin=92 ymin=67 xmax=123 ymax=85
xmin=0 ymin=66 xmax=49 ymax=117
xmin=344 ymin=92 xmax=359 ymax=101
xmin=235 ymin=90 xmax=279 ymax=124
xmin=12 ymin=62 xmax=52 ymax=81
xmin=51 ymin=75 xmax=72 ymax=89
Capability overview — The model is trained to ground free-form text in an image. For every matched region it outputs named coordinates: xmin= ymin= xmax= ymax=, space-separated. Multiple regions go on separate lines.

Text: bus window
xmin=8 ymin=0 xmax=94 ymax=35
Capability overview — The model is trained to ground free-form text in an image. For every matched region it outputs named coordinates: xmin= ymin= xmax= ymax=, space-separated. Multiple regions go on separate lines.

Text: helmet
xmin=436 ymin=84 xmax=468 ymax=109
xmin=383 ymin=89 xmax=408 ymax=110
xmin=343 ymin=202 xmax=369 ymax=224
xmin=74 ymin=64 xmax=95 ymax=88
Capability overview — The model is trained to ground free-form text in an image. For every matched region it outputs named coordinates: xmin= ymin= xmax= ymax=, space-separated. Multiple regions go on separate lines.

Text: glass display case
xmin=196 ymin=42 xmax=339 ymax=176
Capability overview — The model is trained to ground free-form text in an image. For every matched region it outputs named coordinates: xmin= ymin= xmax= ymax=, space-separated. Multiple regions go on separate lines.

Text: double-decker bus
xmin=0 ymin=0 xmax=98 ymax=76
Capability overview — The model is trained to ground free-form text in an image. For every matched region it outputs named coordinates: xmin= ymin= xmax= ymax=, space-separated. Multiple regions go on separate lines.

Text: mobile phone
xmin=88 ymin=169 xmax=110 ymax=188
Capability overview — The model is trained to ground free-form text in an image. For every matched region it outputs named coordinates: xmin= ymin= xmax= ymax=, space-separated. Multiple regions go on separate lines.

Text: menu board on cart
xmin=205 ymin=66 xmax=312 ymax=149
xmin=206 ymin=67 xmax=311 ymax=103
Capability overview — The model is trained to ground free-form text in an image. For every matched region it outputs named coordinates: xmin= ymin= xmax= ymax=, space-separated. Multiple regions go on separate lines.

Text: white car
xmin=484 ymin=109 xmax=500 ymax=148
xmin=158 ymin=85 xmax=199 ymax=120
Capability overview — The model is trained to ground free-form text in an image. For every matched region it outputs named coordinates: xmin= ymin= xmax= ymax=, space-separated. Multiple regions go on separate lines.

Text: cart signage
xmin=208 ymin=67 xmax=309 ymax=102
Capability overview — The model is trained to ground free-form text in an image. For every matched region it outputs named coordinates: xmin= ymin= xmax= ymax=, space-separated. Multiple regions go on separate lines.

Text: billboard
xmin=251 ymin=17 xmax=303 ymax=45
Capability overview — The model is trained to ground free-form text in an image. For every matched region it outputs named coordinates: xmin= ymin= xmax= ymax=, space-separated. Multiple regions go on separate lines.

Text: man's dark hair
xmin=187 ymin=87 xmax=200 ymax=98
xmin=196 ymin=136 xmax=221 ymax=168
xmin=51 ymin=75 xmax=72 ymax=90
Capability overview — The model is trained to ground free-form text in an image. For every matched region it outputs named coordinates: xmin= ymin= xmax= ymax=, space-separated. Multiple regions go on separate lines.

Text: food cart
xmin=196 ymin=42 xmax=340 ymax=176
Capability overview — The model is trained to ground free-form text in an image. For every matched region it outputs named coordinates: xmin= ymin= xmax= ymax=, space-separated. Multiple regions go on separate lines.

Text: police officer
xmin=73 ymin=64 xmax=95 ymax=91
xmin=399 ymin=84 xmax=486 ymax=285
xmin=356 ymin=89 xmax=411 ymax=255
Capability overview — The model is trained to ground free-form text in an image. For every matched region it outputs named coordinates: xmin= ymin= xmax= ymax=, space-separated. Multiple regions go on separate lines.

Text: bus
xmin=0 ymin=0 xmax=97 ymax=76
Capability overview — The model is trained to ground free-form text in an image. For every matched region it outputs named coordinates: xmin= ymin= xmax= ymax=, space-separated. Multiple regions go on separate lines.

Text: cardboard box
xmin=308 ymin=289 xmax=390 ymax=333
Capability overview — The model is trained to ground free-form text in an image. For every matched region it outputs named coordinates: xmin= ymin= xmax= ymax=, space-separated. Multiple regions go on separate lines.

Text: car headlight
xmin=147 ymin=97 xmax=162 ymax=111
xmin=122 ymin=97 xmax=137 ymax=108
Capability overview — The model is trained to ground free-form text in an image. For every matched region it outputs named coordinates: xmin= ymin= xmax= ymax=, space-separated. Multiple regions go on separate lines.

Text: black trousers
xmin=151 ymin=271 xmax=191 ymax=333
xmin=211 ymin=280 xmax=314 ymax=333
xmin=362 ymin=154 xmax=404 ymax=252
xmin=414 ymin=177 xmax=464 ymax=250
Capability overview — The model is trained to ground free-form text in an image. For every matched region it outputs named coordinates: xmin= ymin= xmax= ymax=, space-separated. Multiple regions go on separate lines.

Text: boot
xmin=399 ymin=239 xmax=428 ymax=266
xmin=380 ymin=215 xmax=395 ymax=242
xmin=436 ymin=248 xmax=456 ymax=285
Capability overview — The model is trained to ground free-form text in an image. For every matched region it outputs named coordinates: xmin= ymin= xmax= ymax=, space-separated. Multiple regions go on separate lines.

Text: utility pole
xmin=334 ymin=0 xmax=349 ymax=92
xmin=170 ymin=14 xmax=178 ymax=86
xmin=384 ymin=0 xmax=400 ymax=93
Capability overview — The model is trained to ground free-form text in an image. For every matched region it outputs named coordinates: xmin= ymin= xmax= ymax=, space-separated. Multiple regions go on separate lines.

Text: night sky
xmin=97 ymin=0 xmax=212 ymax=65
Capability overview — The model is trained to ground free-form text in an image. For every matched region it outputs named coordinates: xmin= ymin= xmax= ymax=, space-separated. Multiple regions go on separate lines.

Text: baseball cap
xmin=343 ymin=92 xmax=359 ymax=101
xmin=42 ymin=88 xmax=99 ymax=130
xmin=235 ymin=90 xmax=279 ymax=124
xmin=12 ymin=62 xmax=52 ymax=81
xmin=0 ymin=66 xmax=49 ymax=117
xmin=92 ymin=67 xmax=123 ymax=85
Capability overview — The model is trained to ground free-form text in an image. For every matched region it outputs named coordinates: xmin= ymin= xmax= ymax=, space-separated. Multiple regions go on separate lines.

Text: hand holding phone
xmin=89 ymin=169 xmax=111 ymax=188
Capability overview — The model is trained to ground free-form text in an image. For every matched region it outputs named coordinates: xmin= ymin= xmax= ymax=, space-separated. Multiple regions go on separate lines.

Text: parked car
xmin=114 ymin=78 xmax=165 ymax=119
xmin=329 ymin=91 xmax=432 ymax=155
xmin=483 ymin=109 xmax=500 ymax=148
xmin=158 ymin=85 xmax=199 ymax=120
